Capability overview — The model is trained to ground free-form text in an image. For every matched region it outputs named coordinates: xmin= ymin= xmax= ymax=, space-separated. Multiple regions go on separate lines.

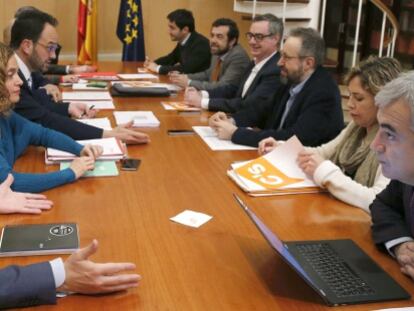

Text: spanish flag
xmin=78 ymin=0 xmax=97 ymax=64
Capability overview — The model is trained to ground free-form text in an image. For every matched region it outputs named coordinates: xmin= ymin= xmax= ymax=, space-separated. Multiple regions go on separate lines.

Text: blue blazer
xmin=13 ymin=71 xmax=103 ymax=140
xmin=0 ymin=262 xmax=56 ymax=309
xmin=232 ymin=66 xmax=344 ymax=147
xmin=207 ymin=52 xmax=281 ymax=113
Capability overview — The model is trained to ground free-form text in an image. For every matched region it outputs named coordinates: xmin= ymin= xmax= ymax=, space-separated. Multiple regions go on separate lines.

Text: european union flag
xmin=116 ymin=0 xmax=146 ymax=61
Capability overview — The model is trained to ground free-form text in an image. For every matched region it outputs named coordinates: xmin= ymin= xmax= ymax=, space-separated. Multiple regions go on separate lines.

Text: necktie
xmin=27 ymin=76 xmax=32 ymax=89
xmin=210 ymin=58 xmax=222 ymax=82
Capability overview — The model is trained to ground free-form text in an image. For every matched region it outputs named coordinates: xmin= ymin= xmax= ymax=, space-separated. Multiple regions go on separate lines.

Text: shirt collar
xmin=180 ymin=33 xmax=191 ymax=46
xmin=289 ymin=70 xmax=314 ymax=97
xmin=252 ymin=51 xmax=277 ymax=73
xmin=15 ymin=53 xmax=31 ymax=82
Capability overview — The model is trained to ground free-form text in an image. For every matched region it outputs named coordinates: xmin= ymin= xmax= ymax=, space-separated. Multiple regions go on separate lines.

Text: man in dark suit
xmin=10 ymin=10 xmax=149 ymax=143
xmin=0 ymin=175 xmax=141 ymax=308
xmin=169 ymin=18 xmax=250 ymax=91
xmin=209 ymin=27 xmax=344 ymax=147
xmin=370 ymin=72 xmax=414 ymax=282
xmin=144 ymin=9 xmax=210 ymax=75
xmin=184 ymin=14 xmax=282 ymax=113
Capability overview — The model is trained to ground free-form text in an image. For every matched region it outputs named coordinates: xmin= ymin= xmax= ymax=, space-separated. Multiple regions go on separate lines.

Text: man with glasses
xmin=10 ymin=10 xmax=149 ymax=143
xmin=208 ymin=27 xmax=344 ymax=147
xmin=169 ymin=18 xmax=250 ymax=91
xmin=184 ymin=14 xmax=282 ymax=113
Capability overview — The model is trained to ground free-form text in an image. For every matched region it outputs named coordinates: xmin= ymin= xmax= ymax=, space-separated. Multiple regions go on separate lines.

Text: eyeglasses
xmin=36 ymin=41 xmax=59 ymax=53
xmin=245 ymin=32 xmax=274 ymax=42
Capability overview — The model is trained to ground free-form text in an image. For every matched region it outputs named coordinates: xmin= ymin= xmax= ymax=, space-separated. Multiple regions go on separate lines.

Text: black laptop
xmin=233 ymin=194 xmax=410 ymax=306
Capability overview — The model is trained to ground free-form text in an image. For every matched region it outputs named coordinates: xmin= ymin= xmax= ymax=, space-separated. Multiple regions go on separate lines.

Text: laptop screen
xmin=234 ymin=194 xmax=315 ymax=286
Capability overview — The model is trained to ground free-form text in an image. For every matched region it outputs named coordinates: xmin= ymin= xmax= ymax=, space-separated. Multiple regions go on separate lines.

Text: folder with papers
xmin=46 ymin=137 xmax=126 ymax=163
xmin=114 ymin=111 xmax=160 ymax=127
xmin=228 ymin=136 xmax=323 ymax=196
xmin=62 ymin=91 xmax=112 ymax=101
xmin=162 ymin=101 xmax=201 ymax=112
xmin=77 ymin=117 xmax=112 ymax=130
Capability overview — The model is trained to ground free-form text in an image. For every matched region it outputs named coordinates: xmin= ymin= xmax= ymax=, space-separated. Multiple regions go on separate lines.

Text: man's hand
xmin=69 ymin=102 xmax=97 ymax=119
xmin=61 ymin=75 xmax=79 ymax=83
xmin=258 ymin=137 xmax=279 ymax=155
xmin=58 ymin=240 xmax=141 ymax=294
xmin=169 ymin=72 xmax=189 ymax=88
xmin=213 ymin=120 xmax=237 ymax=140
xmin=40 ymin=84 xmax=61 ymax=102
xmin=103 ymin=121 xmax=150 ymax=145
xmin=0 ymin=174 xmax=53 ymax=214
xmin=184 ymin=87 xmax=202 ymax=108
xmin=143 ymin=56 xmax=158 ymax=73
xmin=209 ymin=112 xmax=229 ymax=128
xmin=69 ymin=65 xmax=97 ymax=74
xmin=69 ymin=157 xmax=96 ymax=179
xmin=394 ymin=241 xmax=414 ymax=280
xmin=297 ymin=150 xmax=324 ymax=177
xmin=81 ymin=144 xmax=103 ymax=159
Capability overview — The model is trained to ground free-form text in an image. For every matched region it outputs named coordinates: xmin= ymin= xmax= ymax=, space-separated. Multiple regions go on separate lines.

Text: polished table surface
xmin=4 ymin=62 xmax=414 ymax=310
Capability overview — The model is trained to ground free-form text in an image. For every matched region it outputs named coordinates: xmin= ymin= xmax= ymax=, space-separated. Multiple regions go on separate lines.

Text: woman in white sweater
xmin=258 ymin=56 xmax=401 ymax=213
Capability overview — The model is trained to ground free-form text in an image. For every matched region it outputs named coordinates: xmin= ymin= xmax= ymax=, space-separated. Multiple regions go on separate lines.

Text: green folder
xmin=60 ymin=161 xmax=119 ymax=177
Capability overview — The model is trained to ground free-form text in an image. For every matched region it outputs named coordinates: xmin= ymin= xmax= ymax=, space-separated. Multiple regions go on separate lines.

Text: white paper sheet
xmin=192 ymin=126 xmax=256 ymax=151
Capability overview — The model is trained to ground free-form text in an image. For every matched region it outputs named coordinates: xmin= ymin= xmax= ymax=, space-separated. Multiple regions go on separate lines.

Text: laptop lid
xmin=233 ymin=194 xmax=410 ymax=306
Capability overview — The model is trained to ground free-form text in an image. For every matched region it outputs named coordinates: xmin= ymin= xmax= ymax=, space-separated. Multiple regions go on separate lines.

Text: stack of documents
xmin=193 ymin=126 xmax=256 ymax=151
xmin=46 ymin=137 xmax=126 ymax=163
xmin=162 ymin=101 xmax=201 ymax=112
xmin=78 ymin=117 xmax=112 ymax=130
xmin=72 ymin=82 xmax=108 ymax=90
xmin=62 ymin=91 xmax=112 ymax=101
xmin=78 ymin=72 xmax=119 ymax=81
xmin=114 ymin=111 xmax=160 ymax=127
xmin=227 ymin=136 xmax=323 ymax=196
xmin=117 ymin=73 xmax=158 ymax=80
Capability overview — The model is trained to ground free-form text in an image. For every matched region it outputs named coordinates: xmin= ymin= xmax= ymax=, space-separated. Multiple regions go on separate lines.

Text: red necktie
xmin=210 ymin=58 xmax=222 ymax=82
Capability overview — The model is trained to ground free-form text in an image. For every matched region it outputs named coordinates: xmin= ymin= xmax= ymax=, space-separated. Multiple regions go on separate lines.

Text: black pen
xmin=81 ymin=105 xmax=95 ymax=118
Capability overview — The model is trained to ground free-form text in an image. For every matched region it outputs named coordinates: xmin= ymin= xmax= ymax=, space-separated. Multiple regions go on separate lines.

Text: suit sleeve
xmin=14 ymin=88 xmax=103 ymax=140
xmin=155 ymin=46 xmax=180 ymax=74
xmin=45 ymin=64 xmax=68 ymax=75
xmin=189 ymin=53 xmax=250 ymax=91
xmin=0 ymin=262 xmax=57 ymax=309
xmin=208 ymin=70 xmax=280 ymax=113
xmin=370 ymin=181 xmax=410 ymax=251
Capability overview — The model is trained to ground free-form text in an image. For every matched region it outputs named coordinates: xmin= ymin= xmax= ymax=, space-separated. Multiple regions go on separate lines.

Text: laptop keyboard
xmin=296 ymin=243 xmax=375 ymax=298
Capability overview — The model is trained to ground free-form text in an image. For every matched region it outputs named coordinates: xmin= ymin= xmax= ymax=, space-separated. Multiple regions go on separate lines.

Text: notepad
xmin=62 ymin=91 xmax=112 ymax=101
xmin=0 ymin=223 xmax=79 ymax=257
xmin=60 ymin=161 xmax=119 ymax=177
xmin=77 ymin=117 xmax=112 ymax=130
xmin=193 ymin=126 xmax=256 ymax=151
xmin=114 ymin=111 xmax=160 ymax=127
xmin=46 ymin=137 xmax=126 ymax=163
xmin=227 ymin=136 xmax=323 ymax=196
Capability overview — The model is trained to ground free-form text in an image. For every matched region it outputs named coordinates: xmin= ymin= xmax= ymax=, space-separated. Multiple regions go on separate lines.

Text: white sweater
xmin=308 ymin=122 xmax=389 ymax=213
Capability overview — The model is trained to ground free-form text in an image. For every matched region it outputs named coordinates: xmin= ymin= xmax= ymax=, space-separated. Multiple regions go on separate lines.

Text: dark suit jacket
xmin=188 ymin=44 xmax=250 ymax=91
xmin=155 ymin=31 xmax=211 ymax=75
xmin=232 ymin=66 xmax=344 ymax=147
xmin=207 ymin=52 xmax=281 ymax=113
xmin=14 ymin=70 xmax=103 ymax=140
xmin=370 ymin=180 xmax=414 ymax=251
xmin=0 ymin=262 xmax=56 ymax=309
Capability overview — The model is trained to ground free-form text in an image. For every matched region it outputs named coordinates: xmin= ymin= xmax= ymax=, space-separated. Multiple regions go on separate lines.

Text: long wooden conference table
xmin=4 ymin=62 xmax=414 ymax=310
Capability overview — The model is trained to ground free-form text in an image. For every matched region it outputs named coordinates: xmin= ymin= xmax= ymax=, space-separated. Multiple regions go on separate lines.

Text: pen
xmin=81 ymin=105 xmax=95 ymax=118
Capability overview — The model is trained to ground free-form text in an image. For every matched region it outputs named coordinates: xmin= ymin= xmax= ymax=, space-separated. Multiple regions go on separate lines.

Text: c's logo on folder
xmin=235 ymin=157 xmax=303 ymax=190
xmin=50 ymin=225 xmax=74 ymax=237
